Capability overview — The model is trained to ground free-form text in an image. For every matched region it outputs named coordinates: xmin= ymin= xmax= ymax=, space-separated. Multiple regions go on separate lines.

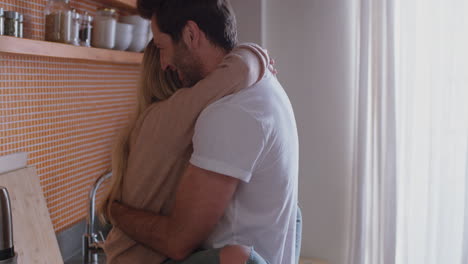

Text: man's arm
xmin=111 ymin=164 xmax=239 ymax=260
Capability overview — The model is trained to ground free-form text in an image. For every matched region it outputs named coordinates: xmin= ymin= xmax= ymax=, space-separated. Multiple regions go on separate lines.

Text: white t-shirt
xmin=190 ymin=72 xmax=299 ymax=264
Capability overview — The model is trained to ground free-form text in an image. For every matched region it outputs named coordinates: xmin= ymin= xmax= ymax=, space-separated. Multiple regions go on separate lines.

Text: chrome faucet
xmin=0 ymin=187 xmax=17 ymax=264
xmin=82 ymin=172 xmax=111 ymax=264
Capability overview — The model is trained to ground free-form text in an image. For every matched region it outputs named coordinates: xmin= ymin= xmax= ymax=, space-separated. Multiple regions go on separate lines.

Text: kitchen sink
xmin=64 ymin=251 xmax=106 ymax=264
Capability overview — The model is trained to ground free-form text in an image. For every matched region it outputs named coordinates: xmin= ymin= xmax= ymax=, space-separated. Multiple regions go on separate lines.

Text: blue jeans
xmin=162 ymin=247 xmax=268 ymax=264
xmin=164 ymin=206 xmax=303 ymax=264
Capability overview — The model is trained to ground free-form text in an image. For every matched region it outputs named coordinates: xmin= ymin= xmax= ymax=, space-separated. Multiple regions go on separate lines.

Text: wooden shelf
xmin=101 ymin=0 xmax=137 ymax=11
xmin=0 ymin=36 xmax=143 ymax=64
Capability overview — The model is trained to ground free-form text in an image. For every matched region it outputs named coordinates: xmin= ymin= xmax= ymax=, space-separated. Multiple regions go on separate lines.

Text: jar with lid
xmin=70 ymin=9 xmax=81 ymax=45
xmin=4 ymin=11 xmax=19 ymax=37
xmin=92 ymin=8 xmax=117 ymax=49
xmin=0 ymin=8 xmax=4 ymax=36
xmin=18 ymin=13 xmax=23 ymax=38
xmin=79 ymin=12 xmax=93 ymax=47
xmin=45 ymin=0 xmax=72 ymax=43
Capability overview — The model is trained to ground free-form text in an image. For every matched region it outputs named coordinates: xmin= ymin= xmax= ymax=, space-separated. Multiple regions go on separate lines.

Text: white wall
xmin=263 ymin=1 xmax=355 ymax=264
xmin=230 ymin=0 xmax=265 ymax=45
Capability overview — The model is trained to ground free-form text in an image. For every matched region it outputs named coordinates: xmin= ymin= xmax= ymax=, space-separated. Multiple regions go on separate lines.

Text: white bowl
xmin=120 ymin=15 xmax=150 ymax=28
xmin=127 ymin=33 xmax=148 ymax=52
xmin=116 ymin=22 xmax=133 ymax=33
xmin=121 ymin=15 xmax=150 ymax=37
xmin=133 ymin=27 xmax=148 ymax=35
xmin=115 ymin=23 xmax=134 ymax=51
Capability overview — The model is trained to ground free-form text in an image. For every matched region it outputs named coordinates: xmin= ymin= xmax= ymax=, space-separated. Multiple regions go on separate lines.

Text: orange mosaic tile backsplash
xmin=0 ymin=0 xmax=140 ymax=232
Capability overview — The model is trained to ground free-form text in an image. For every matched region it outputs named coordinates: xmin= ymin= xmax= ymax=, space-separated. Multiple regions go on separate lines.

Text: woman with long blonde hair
xmin=99 ymin=40 xmax=271 ymax=264
xmin=100 ymin=41 xmax=181 ymax=224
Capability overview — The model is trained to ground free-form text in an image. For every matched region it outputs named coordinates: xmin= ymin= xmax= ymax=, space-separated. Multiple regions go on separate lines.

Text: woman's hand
xmin=266 ymin=51 xmax=278 ymax=75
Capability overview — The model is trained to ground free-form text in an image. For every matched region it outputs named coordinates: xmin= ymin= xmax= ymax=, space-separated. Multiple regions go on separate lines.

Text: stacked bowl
xmin=120 ymin=15 xmax=151 ymax=52
xmin=114 ymin=23 xmax=134 ymax=51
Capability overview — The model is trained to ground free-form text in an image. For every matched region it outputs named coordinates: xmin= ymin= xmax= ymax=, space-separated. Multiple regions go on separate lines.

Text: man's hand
xmin=110 ymin=201 xmax=130 ymax=226
xmin=106 ymin=164 xmax=240 ymax=261
xmin=269 ymin=57 xmax=278 ymax=75
xmin=109 ymin=199 xmax=171 ymax=255
xmin=110 ymin=201 xmax=121 ymax=218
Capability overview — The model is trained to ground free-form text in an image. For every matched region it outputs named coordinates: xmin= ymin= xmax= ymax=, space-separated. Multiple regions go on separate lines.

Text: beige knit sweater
xmin=103 ymin=44 xmax=270 ymax=264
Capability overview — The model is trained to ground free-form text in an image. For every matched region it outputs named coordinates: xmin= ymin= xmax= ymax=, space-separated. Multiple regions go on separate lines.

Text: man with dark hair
xmin=110 ymin=0 xmax=299 ymax=263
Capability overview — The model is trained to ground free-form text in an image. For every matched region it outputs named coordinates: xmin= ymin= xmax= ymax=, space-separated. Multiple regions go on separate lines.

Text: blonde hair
xmin=99 ymin=40 xmax=181 ymax=224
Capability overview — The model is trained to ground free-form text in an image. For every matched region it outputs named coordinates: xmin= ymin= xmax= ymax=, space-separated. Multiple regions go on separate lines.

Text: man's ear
xmin=182 ymin=20 xmax=201 ymax=49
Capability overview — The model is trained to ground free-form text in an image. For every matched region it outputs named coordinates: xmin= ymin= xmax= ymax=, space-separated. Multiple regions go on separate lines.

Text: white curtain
xmin=349 ymin=1 xmax=468 ymax=264
xmin=394 ymin=1 xmax=468 ymax=264
xmin=348 ymin=0 xmax=397 ymax=264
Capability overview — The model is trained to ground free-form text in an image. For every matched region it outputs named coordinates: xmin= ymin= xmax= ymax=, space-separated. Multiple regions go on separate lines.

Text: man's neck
xmin=199 ymin=46 xmax=229 ymax=78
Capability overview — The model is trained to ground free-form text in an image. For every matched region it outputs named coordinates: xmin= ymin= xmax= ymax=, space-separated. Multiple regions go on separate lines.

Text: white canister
xmin=92 ymin=8 xmax=117 ymax=49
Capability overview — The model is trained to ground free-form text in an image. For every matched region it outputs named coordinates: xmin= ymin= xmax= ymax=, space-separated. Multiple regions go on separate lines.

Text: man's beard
xmin=173 ymin=42 xmax=204 ymax=87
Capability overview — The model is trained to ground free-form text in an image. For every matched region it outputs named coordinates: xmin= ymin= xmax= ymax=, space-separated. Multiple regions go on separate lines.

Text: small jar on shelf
xmin=0 ymin=8 xmax=4 ymax=36
xmin=18 ymin=13 xmax=23 ymax=38
xmin=92 ymin=8 xmax=118 ymax=49
xmin=45 ymin=0 xmax=72 ymax=43
xmin=4 ymin=11 xmax=20 ymax=37
xmin=79 ymin=12 xmax=93 ymax=47
xmin=70 ymin=9 xmax=81 ymax=46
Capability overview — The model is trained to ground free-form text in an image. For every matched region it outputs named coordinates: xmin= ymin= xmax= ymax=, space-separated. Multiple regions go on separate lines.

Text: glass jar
xmin=18 ymin=13 xmax=23 ymax=38
xmin=79 ymin=12 xmax=93 ymax=47
xmin=45 ymin=0 xmax=72 ymax=43
xmin=70 ymin=9 xmax=81 ymax=45
xmin=92 ymin=8 xmax=117 ymax=49
xmin=4 ymin=11 xmax=19 ymax=37
xmin=0 ymin=8 xmax=4 ymax=36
